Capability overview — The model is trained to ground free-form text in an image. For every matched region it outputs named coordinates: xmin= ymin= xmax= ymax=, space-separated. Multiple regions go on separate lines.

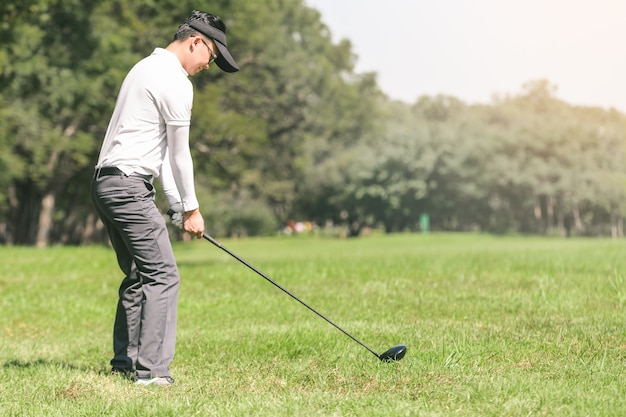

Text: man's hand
xmin=170 ymin=203 xmax=184 ymax=229
xmin=183 ymin=208 xmax=205 ymax=239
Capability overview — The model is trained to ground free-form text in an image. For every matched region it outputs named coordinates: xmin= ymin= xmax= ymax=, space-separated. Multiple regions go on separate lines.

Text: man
xmin=91 ymin=10 xmax=239 ymax=386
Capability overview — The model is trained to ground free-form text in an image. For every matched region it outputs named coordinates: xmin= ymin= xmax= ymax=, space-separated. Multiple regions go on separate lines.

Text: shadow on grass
xmin=2 ymin=358 xmax=110 ymax=375
xmin=3 ymin=359 xmax=78 ymax=369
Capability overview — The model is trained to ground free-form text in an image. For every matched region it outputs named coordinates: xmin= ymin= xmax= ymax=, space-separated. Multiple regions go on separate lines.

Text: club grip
xmin=167 ymin=209 xmax=175 ymax=218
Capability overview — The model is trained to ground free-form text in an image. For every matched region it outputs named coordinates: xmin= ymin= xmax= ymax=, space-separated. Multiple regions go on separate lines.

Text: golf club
xmin=167 ymin=210 xmax=406 ymax=362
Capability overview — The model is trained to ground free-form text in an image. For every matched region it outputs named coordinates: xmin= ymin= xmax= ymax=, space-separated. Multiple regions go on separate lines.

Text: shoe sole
xmin=136 ymin=377 xmax=173 ymax=386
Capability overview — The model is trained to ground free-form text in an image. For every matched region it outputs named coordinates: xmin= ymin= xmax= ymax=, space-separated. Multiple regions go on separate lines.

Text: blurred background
xmin=1 ymin=0 xmax=624 ymax=246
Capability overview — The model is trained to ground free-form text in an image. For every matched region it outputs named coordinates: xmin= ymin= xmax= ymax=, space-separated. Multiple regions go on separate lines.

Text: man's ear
xmin=189 ymin=36 xmax=200 ymax=52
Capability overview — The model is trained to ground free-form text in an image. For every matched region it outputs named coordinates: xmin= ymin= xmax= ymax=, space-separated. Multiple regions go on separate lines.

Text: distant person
xmin=91 ymin=10 xmax=239 ymax=386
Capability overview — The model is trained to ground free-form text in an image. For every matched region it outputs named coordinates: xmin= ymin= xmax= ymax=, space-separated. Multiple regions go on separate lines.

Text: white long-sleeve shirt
xmin=96 ymin=48 xmax=199 ymax=211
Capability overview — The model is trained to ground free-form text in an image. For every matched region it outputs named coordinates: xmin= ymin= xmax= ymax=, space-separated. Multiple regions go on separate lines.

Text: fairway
xmin=1 ymin=233 xmax=625 ymax=416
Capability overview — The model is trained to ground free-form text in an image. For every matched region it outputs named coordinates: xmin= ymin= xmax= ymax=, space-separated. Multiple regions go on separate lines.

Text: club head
xmin=378 ymin=345 xmax=407 ymax=362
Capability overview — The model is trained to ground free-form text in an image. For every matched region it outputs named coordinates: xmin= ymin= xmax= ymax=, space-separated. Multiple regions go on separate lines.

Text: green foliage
xmin=0 ymin=0 xmax=383 ymax=243
xmin=298 ymin=80 xmax=626 ymax=236
xmin=0 ymin=1 xmax=625 ymax=243
xmin=194 ymin=0 xmax=382 ymax=222
xmin=202 ymin=190 xmax=279 ymax=237
xmin=0 ymin=0 xmax=144 ymax=242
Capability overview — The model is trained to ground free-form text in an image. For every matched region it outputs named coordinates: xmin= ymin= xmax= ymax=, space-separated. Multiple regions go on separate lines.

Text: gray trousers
xmin=91 ymin=169 xmax=179 ymax=378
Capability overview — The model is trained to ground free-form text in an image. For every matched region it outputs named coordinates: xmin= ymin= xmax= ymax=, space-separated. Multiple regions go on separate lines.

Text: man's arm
xmin=160 ymin=148 xmax=182 ymax=207
xmin=166 ymin=124 xmax=204 ymax=238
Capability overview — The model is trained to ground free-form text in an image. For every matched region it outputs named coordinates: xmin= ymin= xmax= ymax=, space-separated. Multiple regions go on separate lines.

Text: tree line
xmin=1 ymin=0 xmax=624 ymax=246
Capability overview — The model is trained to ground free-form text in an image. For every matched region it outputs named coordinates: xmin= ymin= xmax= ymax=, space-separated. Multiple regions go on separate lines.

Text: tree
xmin=0 ymin=1 xmax=106 ymax=244
xmin=194 ymin=0 xmax=383 ymax=225
xmin=0 ymin=0 xmax=384 ymax=243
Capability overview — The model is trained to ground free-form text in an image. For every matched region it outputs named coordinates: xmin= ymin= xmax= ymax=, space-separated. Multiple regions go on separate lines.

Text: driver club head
xmin=378 ymin=345 xmax=407 ymax=362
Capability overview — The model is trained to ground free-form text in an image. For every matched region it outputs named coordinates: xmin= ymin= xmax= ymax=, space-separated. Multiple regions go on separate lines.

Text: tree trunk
xmin=534 ymin=196 xmax=542 ymax=233
xmin=546 ymin=195 xmax=554 ymax=234
xmin=572 ymin=204 xmax=583 ymax=233
xmin=534 ymin=198 xmax=542 ymax=220
xmin=11 ymin=181 xmax=40 ymax=245
xmin=556 ymin=205 xmax=565 ymax=237
xmin=36 ymin=192 xmax=55 ymax=247
xmin=80 ymin=212 xmax=107 ymax=244
xmin=611 ymin=214 xmax=623 ymax=238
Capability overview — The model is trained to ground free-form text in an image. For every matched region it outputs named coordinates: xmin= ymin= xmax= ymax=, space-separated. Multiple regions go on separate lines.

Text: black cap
xmin=185 ymin=18 xmax=239 ymax=73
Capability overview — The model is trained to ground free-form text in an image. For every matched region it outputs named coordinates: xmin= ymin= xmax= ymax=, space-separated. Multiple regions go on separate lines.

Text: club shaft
xmin=202 ymin=232 xmax=381 ymax=359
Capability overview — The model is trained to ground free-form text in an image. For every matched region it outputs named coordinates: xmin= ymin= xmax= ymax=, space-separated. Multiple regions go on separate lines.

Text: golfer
xmin=91 ymin=10 xmax=238 ymax=386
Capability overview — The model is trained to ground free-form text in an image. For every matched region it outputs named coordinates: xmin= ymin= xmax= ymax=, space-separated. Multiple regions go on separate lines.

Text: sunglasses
xmin=199 ymin=38 xmax=217 ymax=64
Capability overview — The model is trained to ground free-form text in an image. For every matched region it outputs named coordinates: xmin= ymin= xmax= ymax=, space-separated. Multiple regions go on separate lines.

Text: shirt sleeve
xmin=166 ymin=124 xmax=199 ymax=211
xmin=159 ymin=148 xmax=183 ymax=207
xmin=158 ymin=79 xmax=193 ymax=127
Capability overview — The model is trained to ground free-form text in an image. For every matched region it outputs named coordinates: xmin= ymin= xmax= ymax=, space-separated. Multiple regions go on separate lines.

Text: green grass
xmin=1 ymin=233 xmax=625 ymax=416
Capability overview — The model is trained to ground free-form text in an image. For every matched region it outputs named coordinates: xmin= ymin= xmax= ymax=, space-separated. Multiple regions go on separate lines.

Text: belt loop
xmin=94 ymin=167 xmax=102 ymax=180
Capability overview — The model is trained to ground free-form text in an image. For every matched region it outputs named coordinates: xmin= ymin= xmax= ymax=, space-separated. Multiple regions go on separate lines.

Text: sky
xmin=305 ymin=0 xmax=626 ymax=113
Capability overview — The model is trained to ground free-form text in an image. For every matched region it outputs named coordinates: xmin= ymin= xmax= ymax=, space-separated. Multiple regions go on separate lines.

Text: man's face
xmin=188 ymin=36 xmax=217 ymax=75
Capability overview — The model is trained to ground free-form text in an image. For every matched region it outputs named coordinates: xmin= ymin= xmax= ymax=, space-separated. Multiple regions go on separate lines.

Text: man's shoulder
xmin=135 ymin=49 xmax=186 ymax=75
xmin=130 ymin=50 xmax=191 ymax=90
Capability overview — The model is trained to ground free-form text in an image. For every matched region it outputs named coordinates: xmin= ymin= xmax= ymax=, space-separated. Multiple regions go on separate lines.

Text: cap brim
xmin=185 ymin=18 xmax=239 ymax=73
xmin=214 ymin=41 xmax=239 ymax=73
